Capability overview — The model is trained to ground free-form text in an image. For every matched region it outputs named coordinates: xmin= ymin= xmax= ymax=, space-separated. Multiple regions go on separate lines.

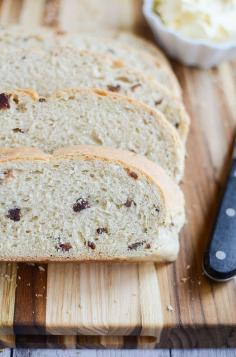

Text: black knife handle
xmin=204 ymin=158 xmax=236 ymax=282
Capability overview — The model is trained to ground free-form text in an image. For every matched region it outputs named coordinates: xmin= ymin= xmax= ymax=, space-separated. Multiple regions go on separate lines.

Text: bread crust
xmin=0 ymin=145 xmax=184 ymax=263
xmin=8 ymin=87 xmax=186 ymax=140
xmin=11 ymin=87 xmax=185 ymax=141
xmin=53 ymin=87 xmax=189 ymax=144
xmin=0 ymin=144 xmax=184 ymax=226
xmin=0 ymin=41 xmax=189 ymax=141
xmin=110 ymin=31 xmax=172 ymax=69
xmin=0 ymin=26 xmax=170 ymax=68
xmin=58 ymin=31 xmax=182 ymax=97
xmin=54 ymin=145 xmax=184 ymax=220
xmin=0 ymin=256 xmax=174 ymax=263
xmin=0 ymin=147 xmax=50 ymax=162
xmin=0 ymin=26 xmax=177 ymax=91
xmin=1 ymin=88 xmax=185 ymax=181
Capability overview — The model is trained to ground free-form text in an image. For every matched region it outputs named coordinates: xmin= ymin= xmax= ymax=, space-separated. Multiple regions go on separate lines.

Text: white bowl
xmin=143 ymin=0 xmax=236 ymax=69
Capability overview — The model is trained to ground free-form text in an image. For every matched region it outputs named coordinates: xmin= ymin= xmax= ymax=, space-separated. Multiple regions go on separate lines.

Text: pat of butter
xmin=153 ymin=0 xmax=236 ymax=43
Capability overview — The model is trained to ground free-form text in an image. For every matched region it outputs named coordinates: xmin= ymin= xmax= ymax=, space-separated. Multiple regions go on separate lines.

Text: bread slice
xmin=0 ymin=26 xmax=181 ymax=97
xmin=0 ymin=47 xmax=189 ymax=141
xmin=0 ymin=145 xmax=185 ymax=262
xmin=110 ymin=31 xmax=172 ymax=69
xmin=0 ymin=89 xmax=184 ymax=182
xmin=57 ymin=33 xmax=182 ymax=98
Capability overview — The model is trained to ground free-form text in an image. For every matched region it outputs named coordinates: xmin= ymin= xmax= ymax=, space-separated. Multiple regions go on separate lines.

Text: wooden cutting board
xmin=0 ymin=0 xmax=236 ymax=349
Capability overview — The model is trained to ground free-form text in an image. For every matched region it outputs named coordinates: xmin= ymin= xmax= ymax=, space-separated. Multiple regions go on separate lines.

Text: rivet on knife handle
xmin=203 ymin=141 xmax=236 ymax=282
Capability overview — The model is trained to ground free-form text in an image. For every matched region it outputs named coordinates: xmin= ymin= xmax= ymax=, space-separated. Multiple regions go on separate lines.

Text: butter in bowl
xmin=143 ymin=0 xmax=236 ymax=68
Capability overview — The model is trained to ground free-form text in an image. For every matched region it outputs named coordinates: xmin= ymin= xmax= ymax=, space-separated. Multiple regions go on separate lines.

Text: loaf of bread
xmin=110 ymin=31 xmax=172 ymax=69
xmin=0 ymin=26 xmax=171 ymax=69
xmin=0 ymin=145 xmax=185 ymax=262
xmin=0 ymin=89 xmax=184 ymax=181
xmin=58 ymin=33 xmax=182 ymax=98
xmin=0 ymin=26 xmax=181 ymax=97
xmin=0 ymin=47 xmax=189 ymax=141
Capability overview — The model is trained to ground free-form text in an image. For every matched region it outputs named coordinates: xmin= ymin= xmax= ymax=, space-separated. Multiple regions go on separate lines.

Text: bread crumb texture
xmin=0 ymin=148 xmax=185 ymax=262
xmin=0 ymin=47 xmax=189 ymax=141
xmin=0 ymin=89 xmax=184 ymax=181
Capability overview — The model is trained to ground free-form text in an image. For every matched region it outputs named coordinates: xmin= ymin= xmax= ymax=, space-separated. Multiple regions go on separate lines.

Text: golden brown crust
xmin=1 ymin=47 xmax=189 ymax=141
xmin=53 ymin=145 xmax=185 ymax=219
xmin=53 ymin=87 xmax=187 ymax=142
xmin=0 ymin=145 xmax=184 ymax=224
xmin=2 ymin=89 xmax=39 ymax=101
xmin=0 ymin=145 xmax=184 ymax=263
xmin=52 ymin=88 xmax=186 ymax=144
xmin=6 ymin=87 xmax=186 ymax=148
xmin=0 ymin=255 xmax=168 ymax=263
xmin=0 ymin=27 xmax=181 ymax=98
xmin=0 ymin=147 xmax=50 ymax=162
xmin=111 ymin=31 xmax=172 ymax=68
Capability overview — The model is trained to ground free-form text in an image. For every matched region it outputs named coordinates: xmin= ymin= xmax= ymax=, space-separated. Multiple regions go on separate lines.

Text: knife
xmin=203 ymin=138 xmax=236 ymax=282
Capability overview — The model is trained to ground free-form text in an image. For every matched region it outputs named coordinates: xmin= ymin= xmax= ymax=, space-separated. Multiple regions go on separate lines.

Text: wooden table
xmin=1 ymin=349 xmax=236 ymax=356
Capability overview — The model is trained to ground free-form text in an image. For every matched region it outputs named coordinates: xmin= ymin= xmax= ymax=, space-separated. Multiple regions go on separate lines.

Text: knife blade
xmin=203 ymin=138 xmax=236 ymax=282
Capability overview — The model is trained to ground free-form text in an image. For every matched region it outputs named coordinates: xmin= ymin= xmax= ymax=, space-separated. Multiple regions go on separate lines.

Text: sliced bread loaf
xmin=57 ymin=32 xmax=182 ymax=98
xmin=110 ymin=31 xmax=172 ymax=69
xmin=0 ymin=47 xmax=189 ymax=141
xmin=0 ymin=26 xmax=170 ymax=69
xmin=0 ymin=145 xmax=185 ymax=262
xmin=0 ymin=89 xmax=184 ymax=181
xmin=0 ymin=26 xmax=181 ymax=97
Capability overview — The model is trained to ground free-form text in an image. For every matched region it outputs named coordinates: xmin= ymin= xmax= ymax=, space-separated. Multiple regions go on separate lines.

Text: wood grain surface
xmin=172 ymin=350 xmax=236 ymax=357
xmin=1 ymin=349 xmax=236 ymax=356
xmin=11 ymin=351 xmax=169 ymax=357
xmin=0 ymin=0 xmax=235 ymax=349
